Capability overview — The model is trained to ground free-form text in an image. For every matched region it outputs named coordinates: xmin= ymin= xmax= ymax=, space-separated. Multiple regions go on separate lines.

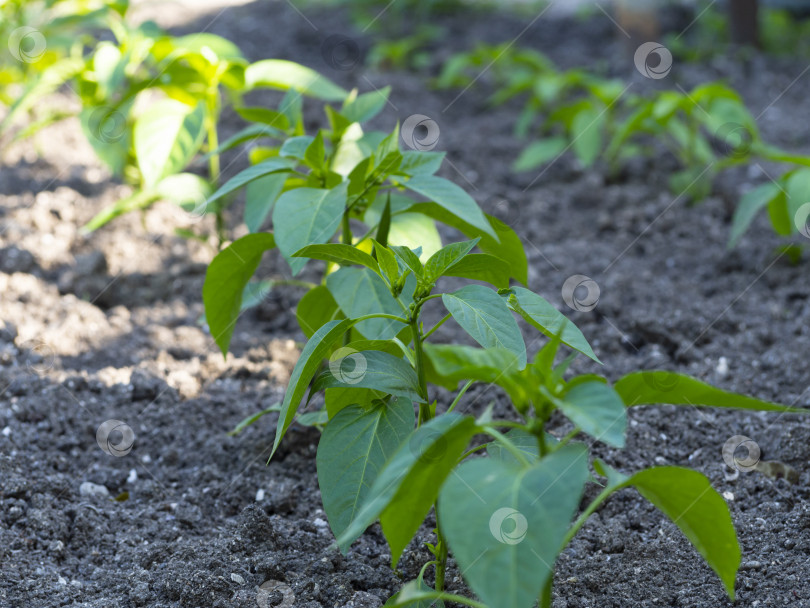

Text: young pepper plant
xmin=202 ymin=91 xmax=527 ymax=361
xmin=268 ymin=236 xmax=804 ymax=608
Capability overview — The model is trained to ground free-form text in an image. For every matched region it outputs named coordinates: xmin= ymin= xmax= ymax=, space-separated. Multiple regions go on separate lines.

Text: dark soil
xmin=2 ymin=2 xmax=810 ymax=607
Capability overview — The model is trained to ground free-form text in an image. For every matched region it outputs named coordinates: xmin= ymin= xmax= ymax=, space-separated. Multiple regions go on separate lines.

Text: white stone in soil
xmin=79 ymin=481 xmax=109 ymax=498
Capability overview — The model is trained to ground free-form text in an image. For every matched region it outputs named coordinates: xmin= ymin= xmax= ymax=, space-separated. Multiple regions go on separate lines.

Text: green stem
xmin=434 ymin=513 xmax=449 ymax=592
xmin=422 ymin=312 xmax=451 ymax=341
xmin=205 ymin=92 xmax=223 ymax=248
xmin=354 ymin=312 xmax=409 ymax=324
xmin=447 ymin=380 xmax=473 ymax=413
xmin=560 ymin=485 xmax=615 ymax=550
xmin=341 ymin=210 xmax=352 ymax=245
xmin=483 ymin=426 xmax=531 ymax=467
xmin=411 ymin=319 xmax=429 ymax=404
xmin=539 ymin=577 xmax=553 ymax=608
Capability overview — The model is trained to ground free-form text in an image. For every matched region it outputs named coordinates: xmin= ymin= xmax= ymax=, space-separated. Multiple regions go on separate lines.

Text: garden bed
xmin=2 ymin=2 xmax=810 ymax=607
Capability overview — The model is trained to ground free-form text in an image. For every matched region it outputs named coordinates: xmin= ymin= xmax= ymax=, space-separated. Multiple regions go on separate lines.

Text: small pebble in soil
xmin=723 ymin=491 xmax=735 ymax=501
xmin=230 ymin=573 xmax=244 ymax=584
xmin=127 ymin=468 xmax=137 ymax=483
xmin=79 ymin=481 xmax=109 ymax=498
xmin=256 ymin=488 xmax=265 ymax=501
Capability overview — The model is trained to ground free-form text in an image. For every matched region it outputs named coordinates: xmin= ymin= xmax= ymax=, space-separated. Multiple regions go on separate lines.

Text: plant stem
xmin=411 ymin=318 xmax=429 ymax=404
xmin=205 ymin=92 xmax=224 ymax=249
xmin=341 ymin=210 xmax=352 ymax=245
xmin=447 ymin=380 xmax=473 ymax=413
xmin=539 ymin=577 xmax=553 ymax=608
xmin=560 ymin=485 xmax=614 ymax=550
xmin=422 ymin=312 xmax=451 ymax=341
xmin=483 ymin=426 xmax=531 ymax=467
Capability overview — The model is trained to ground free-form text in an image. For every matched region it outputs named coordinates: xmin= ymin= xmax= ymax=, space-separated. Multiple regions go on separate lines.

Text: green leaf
xmin=326 ymin=267 xmax=411 ymax=339
xmin=383 ymin=580 xmax=448 ymax=608
xmin=342 ymin=87 xmax=391 ymax=123
xmin=503 ymin=286 xmax=600 ymax=363
xmin=317 ymin=397 xmax=414 ymax=539
xmin=785 ymin=169 xmax=810 ymax=232
xmin=234 ymin=106 xmax=290 ymax=130
xmin=280 ymin=135 xmax=315 ymax=159
xmin=398 ymin=151 xmax=445 ymax=176
xmin=423 ymin=238 xmax=480 ymax=284
xmin=207 ymin=159 xmax=295 ymax=206
xmin=154 ymin=173 xmax=212 ymax=211
xmin=325 ymin=387 xmax=385 ymax=418
xmin=555 ymin=381 xmax=626 ymax=448
xmin=439 ymin=444 xmax=589 ymax=608
xmin=296 ymin=285 xmax=339 ymax=338
xmin=513 ymin=136 xmax=568 ymax=172
xmin=273 ymin=319 xmax=356 ymax=457
xmin=486 ymin=428 xmax=557 ymax=465
xmin=595 ymin=463 xmax=740 ymax=599
xmin=304 ymin=131 xmax=326 ymax=169
xmin=293 ymin=243 xmax=380 ymax=274
xmin=390 ymin=245 xmax=424 ymax=278
xmin=228 ymin=403 xmax=281 ymax=436
xmin=571 ymin=106 xmax=603 ymax=167
xmin=372 ymin=239 xmax=399 ymax=286
xmin=615 ymin=372 xmax=807 ymax=412
xmin=729 ymin=182 xmax=781 ymax=247
xmin=203 ymin=233 xmax=276 ymax=356
xmin=442 ymin=285 xmax=526 ymax=367
xmin=409 ymin=204 xmax=527 ymax=285
xmin=134 ymin=100 xmax=206 ymax=187
xmin=273 ymin=182 xmax=348 ymax=275
xmin=245 ymin=59 xmax=348 ymax=101
xmin=405 ymin=175 xmax=496 ymax=239
xmin=245 ymin=173 xmax=287 ymax=232
xmin=336 ymin=414 xmax=479 ymax=565
xmin=443 ymin=253 xmax=511 ymax=288
xmin=312 ymin=351 xmax=421 ymax=401
xmin=209 ymin=124 xmax=284 ymax=156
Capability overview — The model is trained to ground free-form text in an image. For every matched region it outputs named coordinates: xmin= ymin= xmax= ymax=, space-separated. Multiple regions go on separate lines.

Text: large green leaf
xmin=296 ymin=285 xmax=340 ymax=338
xmin=556 ymin=381 xmax=626 ymax=447
xmin=442 ymin=285 xmax=526 ymax=367
xmin=443 ymin=253 xmax=511 ymax=288
xmin=728 ymin=182 xmax=781 ymax=248
xmin=595 ymin=462 xmax=740 ymax=599
xmin=615 ymin=371 xmax=806 ymax=412
xmin=245 ymin=59 xmax=347 ymax=101
xmin=405 ymin=175 xmax=496 ymax=239
xmin=245 ymin=172 xmax=287 ymax=232
xmin=439 ymin=444 xmax=589 ymax=608
xmin=335 ymin=414 xmax=479 ymax=563
xmin=273 ymin=319 xmax=356 ymax=457
xmin=134 ymin=100 xmax=206 ymax=187
xmin=317 ymin=397 xmax=414 ymax=538
xmin=273 ymin=183 xmax=348 ymax=275
xmin=207 ymin=159 xmax=295 ymax=206
xmin=313 ymin=351 xmax=421 ymax=401
xmin=203 ymin=233 xmax=276 ymax=356
xmin=503 ymin=286 xmax=600 ymax=363
xmin=408 ymin=204 xmax=527 ymax=284
xmin=326 ymin=267 xmax=411 ymax=340
xmin=293 ymin=243 xmax=380 ymax=275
